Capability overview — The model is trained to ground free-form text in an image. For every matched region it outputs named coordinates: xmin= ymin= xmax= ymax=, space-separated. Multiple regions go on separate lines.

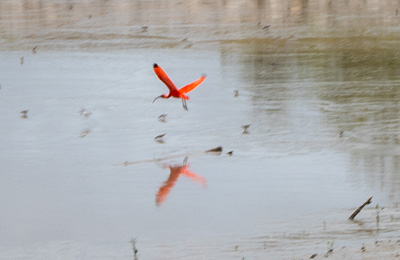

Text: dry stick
xmin=130 ymin=238 xmax=138 ymax=260
xmin=349 ymin=197 xmax=373 ymax=220
xmin=115 ymin=146 xmax=224 ymax=167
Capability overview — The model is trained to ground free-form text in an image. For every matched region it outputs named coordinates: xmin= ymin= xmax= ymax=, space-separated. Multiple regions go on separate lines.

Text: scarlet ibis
xmin=156 ymin=157 xmax=206 ymax=205
xmin=152 ymin=63 xmax=206 ymax=110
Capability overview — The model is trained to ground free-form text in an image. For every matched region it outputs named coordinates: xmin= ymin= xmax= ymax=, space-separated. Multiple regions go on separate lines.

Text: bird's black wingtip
xmin=153 ymin=63 xmax=158 ymax=68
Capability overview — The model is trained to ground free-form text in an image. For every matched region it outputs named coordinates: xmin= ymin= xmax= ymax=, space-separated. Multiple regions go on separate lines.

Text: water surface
xmin=1 ymin=1 xmax=400 ymax=259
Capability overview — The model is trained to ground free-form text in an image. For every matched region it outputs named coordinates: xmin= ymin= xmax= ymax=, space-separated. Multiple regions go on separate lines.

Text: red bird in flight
xmin=152 ymin=63 xmax=206 ymax=110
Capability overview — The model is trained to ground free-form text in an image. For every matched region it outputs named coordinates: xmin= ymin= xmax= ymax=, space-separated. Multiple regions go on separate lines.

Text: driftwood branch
xmin=349 ymin=197 xmax=373 ymax=220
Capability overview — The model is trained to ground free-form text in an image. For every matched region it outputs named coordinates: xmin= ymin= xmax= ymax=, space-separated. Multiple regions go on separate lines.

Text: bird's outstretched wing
xmin=153 ymin=63 xmax=178 ymax=93
xmin=180 ymin=167 xmax=206 ymax=185
xmin=179 ymin=74 xmax=206 ymax=94
xmin=156 ymin=166 xmax=181 ymax=205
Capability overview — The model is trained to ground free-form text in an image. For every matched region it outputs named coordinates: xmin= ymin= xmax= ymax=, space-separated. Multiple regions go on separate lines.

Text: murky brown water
xmin=1 ymin=0 xmax=400 ymax=259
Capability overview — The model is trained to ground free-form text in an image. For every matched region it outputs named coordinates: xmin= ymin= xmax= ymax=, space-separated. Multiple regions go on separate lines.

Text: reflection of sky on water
xmin=220 ymin=40 xmax=400 ymax=201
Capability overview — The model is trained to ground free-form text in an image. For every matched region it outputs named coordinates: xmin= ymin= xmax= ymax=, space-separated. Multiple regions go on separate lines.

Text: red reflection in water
xmin=156 ymin=157 xmax=206 ymax=206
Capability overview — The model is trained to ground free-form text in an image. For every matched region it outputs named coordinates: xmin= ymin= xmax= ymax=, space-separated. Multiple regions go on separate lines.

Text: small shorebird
xmin=205 ymin=146 xmax=223 ymax=153
xmin=80 ymin=129 xmax=90 ymax=138
xmin=141 ymin=26 xmax=149 ymax=32
xmin=242 ymin=124 xmax=250 ymax=134
xmin=154 ymin=134 xmax=166 ymax=143
xmin=79 ymin=108 xmax=91 ymax=117
xmin=158 ymin=114 xmax=167 ymax=122
xmin=20 ymin=110 xmax=28 ymax=119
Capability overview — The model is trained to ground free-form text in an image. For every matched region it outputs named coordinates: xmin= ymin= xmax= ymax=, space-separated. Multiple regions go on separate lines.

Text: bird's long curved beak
xmin=153 ymin=96 xmax=162 ymax=103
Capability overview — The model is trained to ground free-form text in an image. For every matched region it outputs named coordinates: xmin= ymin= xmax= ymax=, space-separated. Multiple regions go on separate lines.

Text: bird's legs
xmin=183 ymin=156 xmax=188 ymax=165
xmin=182 ymin=98 xmax=188 ymax=111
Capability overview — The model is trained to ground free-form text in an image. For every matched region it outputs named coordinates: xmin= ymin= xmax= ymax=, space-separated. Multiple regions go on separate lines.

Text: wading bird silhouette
xmin=156 ymin=157 xmax=206 ymax=206
xmin=152 ymin=63 xmax=206 ymax=110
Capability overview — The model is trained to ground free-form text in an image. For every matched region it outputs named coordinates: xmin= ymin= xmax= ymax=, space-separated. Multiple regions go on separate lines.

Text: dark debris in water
xmin=205 ymin=146 xmax=223 ymax=153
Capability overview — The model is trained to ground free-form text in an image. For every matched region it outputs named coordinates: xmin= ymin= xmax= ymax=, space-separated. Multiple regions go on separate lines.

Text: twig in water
xmin=130 ymin=238 xmax=138 ymax=260
xmin=349 ymin=197 xmax=373 ymax=220
xmin=375 ymin=204 xmax=384 ymax=230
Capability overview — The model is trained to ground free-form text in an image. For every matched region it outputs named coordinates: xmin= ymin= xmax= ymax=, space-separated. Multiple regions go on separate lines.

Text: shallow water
xmin=1 ymin=0 xmax=400 ymax=259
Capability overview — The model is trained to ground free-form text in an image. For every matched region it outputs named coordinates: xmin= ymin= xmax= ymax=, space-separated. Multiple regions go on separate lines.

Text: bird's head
xmin=152 ymin=94 xmax=168 ymax=103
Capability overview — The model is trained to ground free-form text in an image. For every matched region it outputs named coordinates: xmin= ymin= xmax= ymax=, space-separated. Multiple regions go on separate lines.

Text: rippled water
xmin=1 ymin=1 xmax=400 ymax=259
